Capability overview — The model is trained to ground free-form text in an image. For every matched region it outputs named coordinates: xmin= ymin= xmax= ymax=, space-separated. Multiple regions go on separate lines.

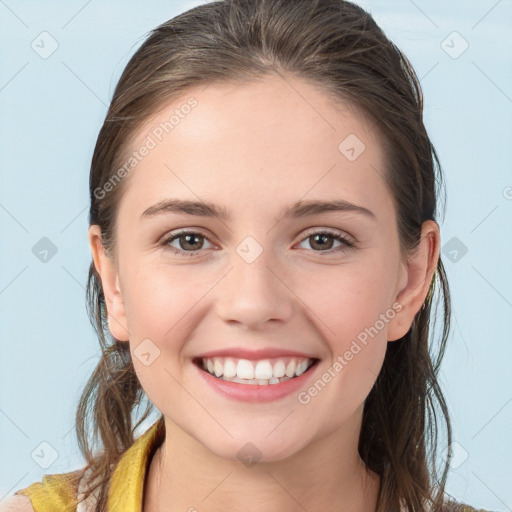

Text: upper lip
xmin=194 ymin=347 xmax=319 ymax=361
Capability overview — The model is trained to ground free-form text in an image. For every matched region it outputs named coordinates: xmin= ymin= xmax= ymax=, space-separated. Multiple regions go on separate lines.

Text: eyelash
xmin=159 ymin=229 xmax=355 ymax=257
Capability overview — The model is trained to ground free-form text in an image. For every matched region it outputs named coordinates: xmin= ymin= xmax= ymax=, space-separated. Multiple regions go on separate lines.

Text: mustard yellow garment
xmin=14 ymin=418 xmax=165 ymax=512
xmin=13 ymin=416 xmax=490 ymax=512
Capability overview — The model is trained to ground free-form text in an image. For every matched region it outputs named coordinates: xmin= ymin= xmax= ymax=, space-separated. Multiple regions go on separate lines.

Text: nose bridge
xmin=214 ymin=234 xmax=294 ymax=329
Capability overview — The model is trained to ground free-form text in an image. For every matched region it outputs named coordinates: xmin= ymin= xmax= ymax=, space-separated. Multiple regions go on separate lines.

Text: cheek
xmin=122 ymin=261 xmax=204 ymax=339
xmin=302 ymin=260 xmax=395 ymax=343
xmin=293 ymin=272 xmax=390 ymax=428
xmin=297 ymin=267 xmax=392 ymax=416
xmin=121 ymin=263 xmax=203 ymax=411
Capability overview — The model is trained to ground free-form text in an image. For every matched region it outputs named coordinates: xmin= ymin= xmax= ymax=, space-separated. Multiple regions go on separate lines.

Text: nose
xmin=214 ymin=247 xmax=295 ymax=331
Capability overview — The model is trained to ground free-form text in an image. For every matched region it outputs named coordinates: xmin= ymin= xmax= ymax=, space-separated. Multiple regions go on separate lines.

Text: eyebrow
xmin=140 ymin=198 xmax=376 ymax=222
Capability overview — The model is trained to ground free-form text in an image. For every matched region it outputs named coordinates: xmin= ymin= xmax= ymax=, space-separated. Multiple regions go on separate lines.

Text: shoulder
xmin=0 ymin=494 xmax=35 ymax=512
xmin=4 ymin=468 xmax=87 ymax=512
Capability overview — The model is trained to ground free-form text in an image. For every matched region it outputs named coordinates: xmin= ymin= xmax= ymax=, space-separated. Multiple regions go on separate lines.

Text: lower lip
xmin=194 ymin=360 xmax=320 ymax=403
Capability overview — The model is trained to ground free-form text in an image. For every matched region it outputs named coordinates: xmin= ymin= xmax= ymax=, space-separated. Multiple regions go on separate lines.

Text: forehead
xmin=117 ymin=74 xmax=391 ymax=222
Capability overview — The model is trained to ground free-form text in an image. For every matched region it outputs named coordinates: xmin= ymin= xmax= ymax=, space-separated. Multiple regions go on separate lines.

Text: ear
xmin=387 ymin=220 xmax=440 ymax=342
xmin=88 ymin=225 xmax=130 ymax=342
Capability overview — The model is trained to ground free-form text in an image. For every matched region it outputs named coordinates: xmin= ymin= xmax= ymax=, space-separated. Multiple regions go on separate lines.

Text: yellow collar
xmin=106 ymin=417 xmax=165 ymax=511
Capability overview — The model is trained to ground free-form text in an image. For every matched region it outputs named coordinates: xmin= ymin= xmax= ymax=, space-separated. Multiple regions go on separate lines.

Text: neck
xmin=143 ymin=413 xmax=381 ymax=512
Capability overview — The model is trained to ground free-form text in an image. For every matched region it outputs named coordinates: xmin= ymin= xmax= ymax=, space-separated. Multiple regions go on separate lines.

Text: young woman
xmin=5 ymin=0 xmax=491 ymax=511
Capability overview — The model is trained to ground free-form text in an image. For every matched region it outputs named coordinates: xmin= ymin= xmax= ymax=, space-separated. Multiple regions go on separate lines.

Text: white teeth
xmin=285 ymin=360 xmax=296 ymax=378
xmin=221 ymin=375 xmax=290 ymax=385
xmin=214 ymin=359 xmax=223 ymax=377
xmin=199 ymin=356 xmax=316 ymax=383
xmin=223 ymin=357 xmax=237 ymax=378
xmin=295 ymin=360 xmax=308 ymax=376
xmin=254 ymin=360 xmax=273 ymax=380
xmin=236 ymin=359 xmax=255 ymax=379
xmin=273 ymin=360 xmax=286 ymax=378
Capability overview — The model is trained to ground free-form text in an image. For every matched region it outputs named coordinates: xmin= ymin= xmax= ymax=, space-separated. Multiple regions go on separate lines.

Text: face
xmin=89 ymin=73 xmax=438 ymax=463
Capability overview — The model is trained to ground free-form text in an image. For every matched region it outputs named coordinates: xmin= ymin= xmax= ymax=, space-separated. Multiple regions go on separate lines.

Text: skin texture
xmin=89 ymin=73 xmax=440 ymax=512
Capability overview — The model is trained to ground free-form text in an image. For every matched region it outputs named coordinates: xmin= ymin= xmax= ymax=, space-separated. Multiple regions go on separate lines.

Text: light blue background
xmin=1 ymin=1 xmax=511 ymax=510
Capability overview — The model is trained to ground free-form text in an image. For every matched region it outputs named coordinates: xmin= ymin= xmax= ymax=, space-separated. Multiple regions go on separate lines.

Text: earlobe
xmin=387 ymin=220 xmax=440 ymax=342
xmin=87 ymin=225 xmax=130 ymax=342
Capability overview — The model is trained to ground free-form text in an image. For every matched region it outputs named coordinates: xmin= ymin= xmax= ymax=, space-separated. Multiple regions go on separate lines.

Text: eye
xmin=159 ymin=228 xmax=355 ymax=257
xmin=160 ymin=230 xmax=213 ymax=257
xmin=296 ymin=229 xmax=355 ymax=254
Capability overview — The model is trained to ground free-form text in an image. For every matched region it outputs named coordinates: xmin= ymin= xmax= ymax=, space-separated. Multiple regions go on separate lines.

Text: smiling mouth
xmin=192 ymin=356 xmax=320 ymax=385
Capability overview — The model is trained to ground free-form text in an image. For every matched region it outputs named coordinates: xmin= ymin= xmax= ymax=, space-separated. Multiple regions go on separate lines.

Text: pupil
xmin=183 ymin=234 xmax=202 ymax=250
xmin=312 ymin=234 xmax=333 ymax=250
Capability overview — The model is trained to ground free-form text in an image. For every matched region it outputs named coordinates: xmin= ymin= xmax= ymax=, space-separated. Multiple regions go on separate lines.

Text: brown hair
xmin=76 ymin=1 xmax=457 ymax=510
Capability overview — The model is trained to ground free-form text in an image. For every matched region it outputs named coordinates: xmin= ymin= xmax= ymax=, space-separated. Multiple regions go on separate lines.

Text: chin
xmin=200 ymin=430 xmax=311 ymax=465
